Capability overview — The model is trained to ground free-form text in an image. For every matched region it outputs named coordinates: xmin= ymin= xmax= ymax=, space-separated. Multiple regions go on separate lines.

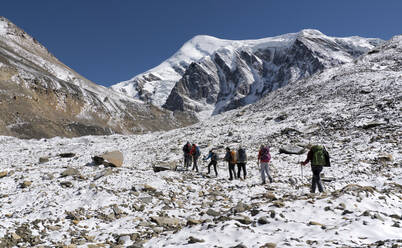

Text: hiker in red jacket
xmin=182 ymin=142 xmax=192 ymax=170
xmin=190 ymin=144 xmax=201 ymax=172
xmin=258 ymin=144 xmax=273 ymax=184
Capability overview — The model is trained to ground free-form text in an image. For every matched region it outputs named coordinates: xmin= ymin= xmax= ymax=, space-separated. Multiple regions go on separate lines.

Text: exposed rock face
xmin=0 ymin=17 xmax=196 ymax=139
xmin=163 ymin=30 xmax=383 ymax=115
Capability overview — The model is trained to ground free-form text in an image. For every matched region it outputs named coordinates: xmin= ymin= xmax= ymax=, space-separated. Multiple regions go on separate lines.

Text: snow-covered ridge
xmin=0 ymin=17 xmax=194 ymax=138
xmin=111 ymin=29 xmax=382 ymax=112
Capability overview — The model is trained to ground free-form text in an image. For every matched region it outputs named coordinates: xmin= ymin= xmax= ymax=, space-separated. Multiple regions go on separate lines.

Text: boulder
xmin=150 ymin=216 xmax=181 ymax=228
xmin=61 ymin=168 xmax=80 ymax=177
xmin=0 ymin=171 xmax=8 ymax=178
xmin=100 ymin=151 xmax=124 ymax=167
xmin=279 ymin=145 xmax=305 ymax=155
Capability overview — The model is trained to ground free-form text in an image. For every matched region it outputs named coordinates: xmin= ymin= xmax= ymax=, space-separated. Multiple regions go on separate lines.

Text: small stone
xmin=20 ymin=181 xmax=32 ymax=188
xmin=279 ymin=145 xmax=305 ymax=155
xmin=260 ymin=243 xmax=276 ymax=248
xmin=342 ymin=210 xmax=354 ymax=215
xmin=187 ymin=218 xmax=202 ymax=226
xmin=11 ymin=233 xmax=21 ymax=241
xmin=336 ymin=203 xmax=346 ymax=210
xmin=61 ymin=168 xmax=80 ymax=177
xmin=233 ymin=202 xmax=249 ymax=213
xmin=118 ymin=235 xmax=131 ymax=244
xmin=206 ymin=209 xmax=220 ymax=217
xmin=231 ymin=244 xmax=247 ymax=248
xmin=60 ymin=181 xmax=73 ymax=188
xmin=308 ymin=221 xmax=323 ymax=226
xmin=39 ymin=157 xmax=49 ymax=163
xmin=235 ymin=216 xmax=252 ymax=225
xmin=269 ymin=210 xmax=276 ymax=218
xmin=389 ymin=214 xmax=401 ymax=220
xmin=188 ymin=236 xmax=205 ymax=244
xmin=139 ymin=197 xmax=153 ymax=204
xmin=264 ymin=192 xmax=277 ymax=201
xmin=250 ymin=209 xmax=260 ymax=216
xmin=59 ymin=153 xmax=76 ymax=158
xmin=0 ymin=171 xmax=8 ymax=178
xmin=258 ymin=217 xmax=269 ymax=225
xmin=142 ymin=184 xmax=156 ymax=192
xmin=271 ymin=201 xmax=285 ymax=208
xmin=150 ymin=216 xmax=181 ymax=228
xmin=373 ymin=213 xmax=384 ymax=221
xmin=47 ymin=225 xmax=61 ymax=231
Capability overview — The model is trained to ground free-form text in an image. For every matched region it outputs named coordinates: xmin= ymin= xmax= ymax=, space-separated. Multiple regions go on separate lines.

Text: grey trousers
xmin=260 ymin=162 xmax=273 ymax=183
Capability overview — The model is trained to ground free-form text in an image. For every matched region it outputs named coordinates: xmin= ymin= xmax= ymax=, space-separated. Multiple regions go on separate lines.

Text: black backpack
xmin=211 ymin=152 xmax=218 ymax=161
xmin=237 ymin=148 xmax=247 ymax=162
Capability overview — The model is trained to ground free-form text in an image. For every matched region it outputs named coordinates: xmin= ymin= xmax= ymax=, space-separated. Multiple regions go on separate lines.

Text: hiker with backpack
xmin=190 ymin=144 xmax=201 ymax=172
xmin=203 ymin=149 xmax=219 ymax=176
xmin=258 ymin=144 xmax=273 ymax=184
xmin=236 ymin=146 xmax=247 ymax=180
xmin=224 ymin=147 xmax=237 ymax=180
xmin=301 ymin=145 xmax=330 ymax=193
xmin=182 ymin=141 xmax=192 ymax=170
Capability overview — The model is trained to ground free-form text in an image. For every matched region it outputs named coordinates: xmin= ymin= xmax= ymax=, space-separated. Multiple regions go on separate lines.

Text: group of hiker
xmin=182 ymin=142 xmax=331 ymax=193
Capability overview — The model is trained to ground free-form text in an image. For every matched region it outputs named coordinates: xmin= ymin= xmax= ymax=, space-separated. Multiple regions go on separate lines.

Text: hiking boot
xmin=261 ymin=180 xmax=266 ymax=185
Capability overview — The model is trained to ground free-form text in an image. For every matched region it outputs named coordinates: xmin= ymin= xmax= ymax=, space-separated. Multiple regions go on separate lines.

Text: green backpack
xmin=311 ymin=145 xmax=330 ymax=166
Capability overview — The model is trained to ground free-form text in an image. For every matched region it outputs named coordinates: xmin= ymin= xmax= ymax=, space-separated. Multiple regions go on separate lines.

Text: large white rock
xmin=100 ymin=151 xmax=124 ymax=167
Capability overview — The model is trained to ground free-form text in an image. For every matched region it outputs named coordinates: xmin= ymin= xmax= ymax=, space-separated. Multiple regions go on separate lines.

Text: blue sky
xmin=2 ymin=0 xmax=401 ymax=86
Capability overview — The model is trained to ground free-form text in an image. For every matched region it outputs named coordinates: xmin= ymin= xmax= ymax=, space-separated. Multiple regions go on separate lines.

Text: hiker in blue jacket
xmin=203 ymin=149 xmax=218 ymax=176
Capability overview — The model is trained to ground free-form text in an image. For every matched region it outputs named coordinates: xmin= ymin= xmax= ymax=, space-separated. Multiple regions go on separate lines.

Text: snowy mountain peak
xmin=112 ymin=30 xmax=383 ymax=118
xmin=297 ymin=28 xmax=324 ymax=37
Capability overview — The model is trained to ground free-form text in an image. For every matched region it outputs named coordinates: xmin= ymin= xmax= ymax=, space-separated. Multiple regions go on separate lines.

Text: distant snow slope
xmin=111 ymin=30 xmax=383 ymax=118
xmin=0 ymin=32 xmax=400 ymax=247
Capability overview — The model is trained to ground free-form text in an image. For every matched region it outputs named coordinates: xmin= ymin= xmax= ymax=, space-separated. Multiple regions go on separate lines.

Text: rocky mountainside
xmin=112 ymin=30 xmax=383 ymax=118
xmin=0 ymin=33 xmax=400 ymax=247
xmin=0 ymin=17 xmax=195 ymax=138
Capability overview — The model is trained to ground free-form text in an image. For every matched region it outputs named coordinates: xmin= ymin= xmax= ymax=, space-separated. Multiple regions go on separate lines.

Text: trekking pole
xmin=300 ymin=163 xmax=303 ymax=179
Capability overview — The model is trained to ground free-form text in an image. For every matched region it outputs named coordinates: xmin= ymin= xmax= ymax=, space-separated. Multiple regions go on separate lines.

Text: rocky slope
xmin=112 ymin=30 xmax=383 ymax=118
xmin=0 ymin=33 xmax=400 ymax=247
xmin=0 ymin=17 xmax=195 ymax=139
